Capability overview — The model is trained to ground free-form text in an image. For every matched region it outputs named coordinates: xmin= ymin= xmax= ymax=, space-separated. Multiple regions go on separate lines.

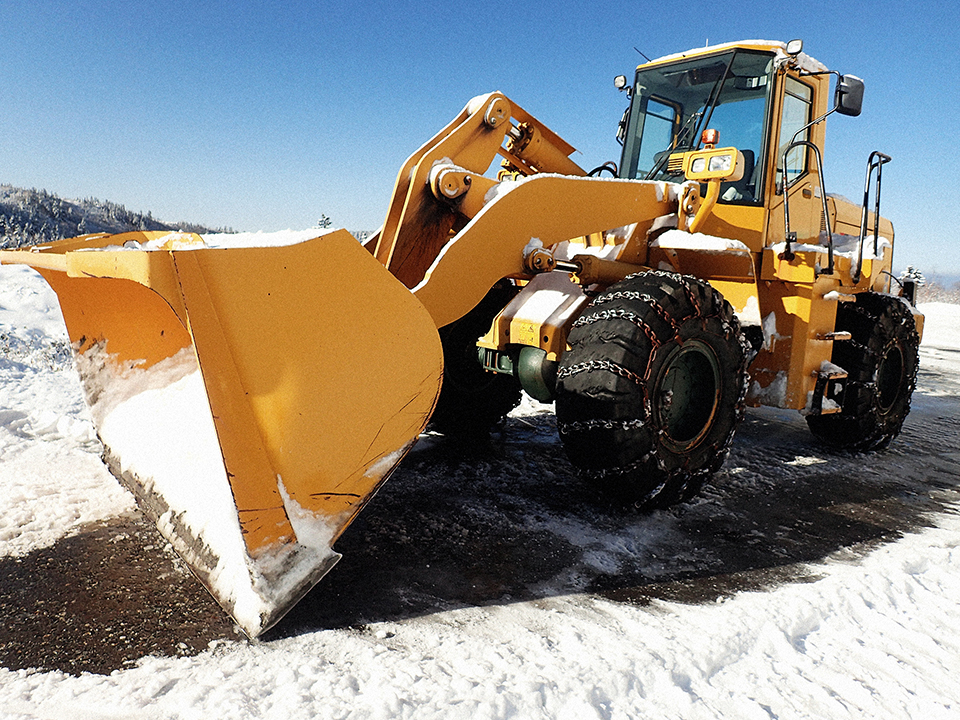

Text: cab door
xmin=766 ymin=74 xmax=825 ymax=246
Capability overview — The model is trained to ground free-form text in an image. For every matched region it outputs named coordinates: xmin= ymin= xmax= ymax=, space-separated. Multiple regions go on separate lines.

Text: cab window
xmin=778 ymin=76 xmax=814 ymax=186
xmin=620 ymin=49 xmax=774 ymax=205
xmin=635 ymin=98 xmax=677 ymax=176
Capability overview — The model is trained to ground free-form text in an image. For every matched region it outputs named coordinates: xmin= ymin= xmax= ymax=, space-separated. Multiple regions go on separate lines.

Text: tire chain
xmin=556 ymin=358 xmax=645 ymax=385
xmin=590 ymin=290 xmax=682 ymax=329
xmin=645 ymin=270 xmax=704 ymax=317
xmin=558 ymin=271 xmax=749 ymax=508
xmin=557 ymin=416 xmax=646 ymax=435
xmin=579 ymin=451 xmax=675 ymax=509
xmin=572 ymin=308 xmax=662 ymax=347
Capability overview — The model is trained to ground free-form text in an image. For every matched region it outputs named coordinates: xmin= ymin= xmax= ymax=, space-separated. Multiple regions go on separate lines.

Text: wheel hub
xmin=876 ymin=341 xmax=905 ymax=415
xmin=655 ymin=340 xmax=722 ymax=452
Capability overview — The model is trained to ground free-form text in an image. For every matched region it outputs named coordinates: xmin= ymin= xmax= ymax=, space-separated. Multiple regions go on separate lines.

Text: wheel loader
xmin=0 ymin=39 xmax=922 ymax=637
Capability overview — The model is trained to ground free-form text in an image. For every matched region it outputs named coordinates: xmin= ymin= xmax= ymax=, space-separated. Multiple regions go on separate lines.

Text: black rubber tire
xmin=429 ymin=282 xmax=522 ymax=438
xmin=806 ymin=293 xmax=919 ymax=451
xmin=555 ymin=271 xmax=749 ymax=508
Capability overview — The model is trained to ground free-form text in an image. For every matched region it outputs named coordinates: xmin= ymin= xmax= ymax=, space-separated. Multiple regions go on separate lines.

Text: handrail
xmin=854 ymin=151 xmax=892 ymax=282
xmin=780 ymin=140 xmax=834 ymax=275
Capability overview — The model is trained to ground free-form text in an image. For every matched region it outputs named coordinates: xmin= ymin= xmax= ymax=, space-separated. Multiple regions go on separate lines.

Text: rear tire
xmin=806 ymin=293 xmax=919 ymax=450
xmin=555 ymin=272 xmax=749 ymax=508
xmin=429 ymin=283 xmax=522 ymax=438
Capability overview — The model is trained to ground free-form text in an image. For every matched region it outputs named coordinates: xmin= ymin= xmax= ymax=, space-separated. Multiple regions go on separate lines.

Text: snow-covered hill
xmin=1 ymin=254 xmax=959 ymax=719
xmin=0 ymin=185 xmax=230 ymax=249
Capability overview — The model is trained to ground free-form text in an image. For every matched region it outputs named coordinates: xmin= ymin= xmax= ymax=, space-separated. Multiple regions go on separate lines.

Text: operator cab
xmin=617 ymin=47 xmax=788 ymax=207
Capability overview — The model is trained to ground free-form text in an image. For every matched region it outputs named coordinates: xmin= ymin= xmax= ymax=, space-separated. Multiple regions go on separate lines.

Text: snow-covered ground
xmin=1 ymin=257 xmax=960 ymax=718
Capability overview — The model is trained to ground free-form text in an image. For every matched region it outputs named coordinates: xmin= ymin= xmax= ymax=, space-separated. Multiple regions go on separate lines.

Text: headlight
xmin=682 ymin=147 xmax=743 ymax=181
xmin=708 ymin=154 xmax=733 ymax=173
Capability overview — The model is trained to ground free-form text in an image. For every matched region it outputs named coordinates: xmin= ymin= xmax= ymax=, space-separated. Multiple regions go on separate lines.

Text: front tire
xmin=807 ymin=293 xmax=919 ymax=450
xmin=429 ymin=282 xmax=522 ymax=438
xmin=555 ymin=272 xmax=749 ymax=508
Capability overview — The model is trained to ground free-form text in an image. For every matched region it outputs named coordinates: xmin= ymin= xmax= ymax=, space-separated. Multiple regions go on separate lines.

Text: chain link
xmin=558 ymin=417 xmax=645 ymax=435
xmin=573 ymin=308 xmax=660 ymax=346
xmin=556 ymin=358 xmax=644 ymax=384
xmin=590 ymin=290 xmax=681 ymax=329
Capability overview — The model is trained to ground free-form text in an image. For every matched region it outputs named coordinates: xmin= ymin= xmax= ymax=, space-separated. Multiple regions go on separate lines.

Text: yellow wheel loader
xmin=0 ymin=39 xmax=922 ymax=637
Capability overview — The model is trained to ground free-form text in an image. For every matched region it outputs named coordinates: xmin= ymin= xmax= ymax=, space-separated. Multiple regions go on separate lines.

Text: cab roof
xmin=640 ymin=40 xmax=828 ymax=74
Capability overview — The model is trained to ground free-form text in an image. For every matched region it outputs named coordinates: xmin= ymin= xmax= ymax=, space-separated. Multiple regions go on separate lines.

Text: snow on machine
xmin=0 ymin=39 xmax=922 ymax=636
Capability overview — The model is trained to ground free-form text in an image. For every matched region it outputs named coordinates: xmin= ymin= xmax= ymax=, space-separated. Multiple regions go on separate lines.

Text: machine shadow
xmin=0 ymin=513 xmax=236 ymax=675
xmin=273 ymin=392 xmax=960 ymax=638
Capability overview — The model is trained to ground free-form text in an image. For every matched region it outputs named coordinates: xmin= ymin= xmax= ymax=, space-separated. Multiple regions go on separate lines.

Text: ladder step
xmin=818 ymin=331 xmax=852 ymax=341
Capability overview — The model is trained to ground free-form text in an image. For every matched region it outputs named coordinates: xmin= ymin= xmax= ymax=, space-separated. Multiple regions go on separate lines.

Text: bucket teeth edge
xmin=102 ymin=445 xmax=342 ymax=638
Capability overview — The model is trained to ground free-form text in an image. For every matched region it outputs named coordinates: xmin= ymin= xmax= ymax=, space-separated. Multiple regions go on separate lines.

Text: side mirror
xmin=835 ymin=74 xmax=864 ymax=117
xmin=617 ymin=106 xmax=629 ymax=145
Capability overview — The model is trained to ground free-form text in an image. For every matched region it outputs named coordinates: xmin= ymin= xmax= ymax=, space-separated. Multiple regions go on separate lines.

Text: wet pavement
xmin=2 ymin=386 xmax=958 ymax=675
xmin=0 ymin=515 xmax=236 ymax=675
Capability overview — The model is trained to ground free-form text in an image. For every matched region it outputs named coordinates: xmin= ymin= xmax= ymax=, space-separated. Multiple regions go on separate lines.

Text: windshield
xmin=620 ymin=50 xmax=776 ymax=203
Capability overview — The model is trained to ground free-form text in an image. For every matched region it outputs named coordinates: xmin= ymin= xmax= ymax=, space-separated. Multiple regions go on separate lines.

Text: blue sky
xmin=1 ymin=0 xmax=957 ymax=274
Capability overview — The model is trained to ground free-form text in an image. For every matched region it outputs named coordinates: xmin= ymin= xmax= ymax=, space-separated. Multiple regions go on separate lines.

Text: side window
xmin=634 ymin=98 xmax=677 ymax=176
xmin=778 ymin=77 xmax=813 ymax=185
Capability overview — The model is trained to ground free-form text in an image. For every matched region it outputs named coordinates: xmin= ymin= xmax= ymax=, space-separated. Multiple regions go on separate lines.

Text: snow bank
xmin=201 ymin=229 xmax=331 ymax=249
xmin=0 ymin=265 xmax=134 ymax=556
xmin=916 ymin=302 xmax=960 ymax=395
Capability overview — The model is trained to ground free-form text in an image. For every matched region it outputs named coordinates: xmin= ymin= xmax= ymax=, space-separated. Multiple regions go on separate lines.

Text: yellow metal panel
xmin=36 ymin=269 xmax=192 ymax=371
xmin=414 ymin=175 xmax=674 ymax=329
xmin=480 ymin=272 xmax=589 ymax=359
xmin=649 ymin=245 xmax=756 ymax=280
xmin=707 ymin=280 xmax=760 ymax=321
xmin=761 ymin=247 xmax=817 ymax=283
xmin=696 ymin=202 xmax=767 ymax=253
xmin=781 ymin=293 xmax=812 ymax=319
xmin=168 ymin=233 xmax=443 ymax=545
xmin=748 ymin=275 xmax=839 ymax=410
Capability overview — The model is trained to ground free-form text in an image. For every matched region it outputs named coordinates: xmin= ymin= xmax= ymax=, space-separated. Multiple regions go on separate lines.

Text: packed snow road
xmin=1 ymin=261 xmax=959 ymax=718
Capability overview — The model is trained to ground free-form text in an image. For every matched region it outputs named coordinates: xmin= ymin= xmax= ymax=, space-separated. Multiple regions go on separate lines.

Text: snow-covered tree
xmin=900 ymin=266 xmax=926 ymax=286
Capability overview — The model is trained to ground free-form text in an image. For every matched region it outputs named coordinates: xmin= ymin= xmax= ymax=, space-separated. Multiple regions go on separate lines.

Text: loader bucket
xmin=0 ymin=229 xmax=443 ymax=637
